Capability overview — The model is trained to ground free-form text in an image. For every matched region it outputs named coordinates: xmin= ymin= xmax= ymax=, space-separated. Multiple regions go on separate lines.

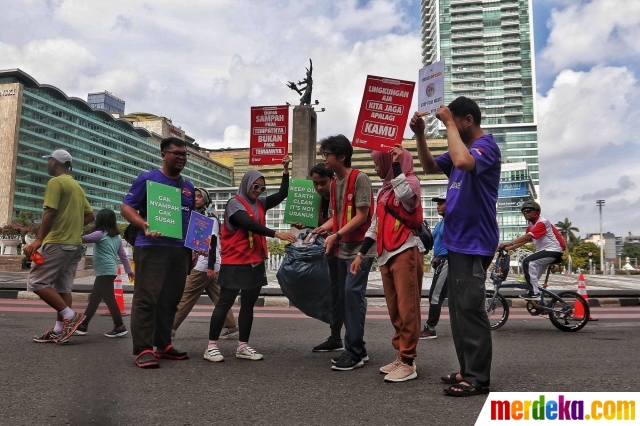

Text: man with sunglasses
xmin=498 ymin=201 xmax=566 ymax=300
xmin=121 ymin=137 xmax=196 ymax=368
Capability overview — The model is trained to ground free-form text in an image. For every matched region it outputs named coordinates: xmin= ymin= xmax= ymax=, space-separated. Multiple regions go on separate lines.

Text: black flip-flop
xmin=444 ymin=383 xmax=490 ymax=397
xmin=440 ymin=372 xmax=463 ymax=384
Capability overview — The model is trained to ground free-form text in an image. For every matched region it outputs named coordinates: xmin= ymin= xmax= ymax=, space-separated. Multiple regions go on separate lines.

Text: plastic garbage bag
xmin=276 ymin=231 xmax=332 ymax=324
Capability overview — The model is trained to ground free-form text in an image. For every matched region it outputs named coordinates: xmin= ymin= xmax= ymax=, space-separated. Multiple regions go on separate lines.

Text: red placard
xmin=250 ymin=105 xmax=289 ymax=165
xmin=352 ymin=75 xmax=415 ymax=152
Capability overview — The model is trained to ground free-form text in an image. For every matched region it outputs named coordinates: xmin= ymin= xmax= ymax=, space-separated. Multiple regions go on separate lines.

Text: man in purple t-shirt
xmin=121 ymin=137 xmax=196 ymax=369
xmin=411 ymin=96 xmax=500 ymax=397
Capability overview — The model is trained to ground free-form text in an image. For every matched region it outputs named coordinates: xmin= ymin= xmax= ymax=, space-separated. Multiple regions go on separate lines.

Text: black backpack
xmin=491 ymin=250 xmax=510 ymax=282
xmin=383 ymin=206 xmax=434 ymax=253
xmin=123 ymin=176 xmax=185 ymax=246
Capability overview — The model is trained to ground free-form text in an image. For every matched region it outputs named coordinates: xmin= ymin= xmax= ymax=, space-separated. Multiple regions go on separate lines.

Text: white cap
xmin=431 ymin=192 xmax=447 ymax=202
xmin=42 ymin=150 xmax=73 ymax=169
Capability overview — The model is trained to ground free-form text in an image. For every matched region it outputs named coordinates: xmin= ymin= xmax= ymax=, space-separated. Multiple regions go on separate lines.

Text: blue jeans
xmin=337 ymin=256 xmax=373 ymax=360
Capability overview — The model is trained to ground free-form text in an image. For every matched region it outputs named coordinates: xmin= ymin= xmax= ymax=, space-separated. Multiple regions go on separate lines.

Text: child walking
xmin=75 ymin=209 xmax=134 ymax=337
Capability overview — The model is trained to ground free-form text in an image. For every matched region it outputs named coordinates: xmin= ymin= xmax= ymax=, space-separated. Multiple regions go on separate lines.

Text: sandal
xmin=440 ymin=372 xmax=463 ymax=384
xmin=444 ymin=382 xmax=490 ymax=397
xmin=154 ymin=344 xmax=189 ymax=360
xmin=135 ymin=350 xmax=160 ymax=369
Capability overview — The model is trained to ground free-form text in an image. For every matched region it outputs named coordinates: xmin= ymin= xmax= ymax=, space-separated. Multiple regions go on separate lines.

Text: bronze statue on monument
xmin=287 ymin=59 xmax=313 ymax=106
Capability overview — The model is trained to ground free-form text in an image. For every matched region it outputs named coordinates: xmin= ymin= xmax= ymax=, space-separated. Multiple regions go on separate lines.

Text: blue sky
xmin=1 ymin=0 xmax=638 ymax=237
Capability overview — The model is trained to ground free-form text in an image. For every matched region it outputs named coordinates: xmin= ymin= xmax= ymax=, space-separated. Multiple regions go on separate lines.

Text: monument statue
xmin=287 ymin=59 xmax=313 ymax=105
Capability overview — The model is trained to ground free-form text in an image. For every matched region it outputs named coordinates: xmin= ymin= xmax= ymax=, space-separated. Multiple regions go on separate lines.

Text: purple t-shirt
xmin=122 ymin=169 xmax=195 ymax=248
xmin=435 ymin=134 xmax=501 ymax=256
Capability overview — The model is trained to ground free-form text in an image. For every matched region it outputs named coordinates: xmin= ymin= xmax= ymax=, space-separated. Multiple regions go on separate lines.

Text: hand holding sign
xmin=409 ymin=112 xmax=426 ymax=135
xmin=435 ymin=105 xmax=454 ymax=126
xmin=282 ymin=154 xmax=291 ymax=173
xmin=390 ymin=144 xmax=404 ymax=163
xmin=143 ymin=222 xmax=162 ymax=238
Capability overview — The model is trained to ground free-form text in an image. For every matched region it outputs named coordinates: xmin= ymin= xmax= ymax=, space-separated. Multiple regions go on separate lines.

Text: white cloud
xmin=540 ymin=0 xmax=640 ymax=71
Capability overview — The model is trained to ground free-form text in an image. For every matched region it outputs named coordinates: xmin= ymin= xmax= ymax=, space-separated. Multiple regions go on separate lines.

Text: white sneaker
xmin=203 ymin=346 xmax=224 ymax=362
xmin=236 ymin=346 xmax=263 ymax=361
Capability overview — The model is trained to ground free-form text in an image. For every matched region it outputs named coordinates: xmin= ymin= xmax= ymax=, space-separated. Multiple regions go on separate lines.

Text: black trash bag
xmin=276 ymin=232 xmax=332 ymax=324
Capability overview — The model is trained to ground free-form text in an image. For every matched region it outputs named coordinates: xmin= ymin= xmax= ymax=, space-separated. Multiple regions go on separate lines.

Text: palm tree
xmin=555 ymin=218 xmax=579 ymax=247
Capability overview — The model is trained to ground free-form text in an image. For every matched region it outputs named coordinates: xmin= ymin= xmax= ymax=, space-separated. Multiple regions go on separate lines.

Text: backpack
xmin=383 ymin=205 xmax=434 ymax=253
xmin=491 ymin=250 xmax=510 ymax=282
xmin=123 ymin=176 xmax=185 ymax=246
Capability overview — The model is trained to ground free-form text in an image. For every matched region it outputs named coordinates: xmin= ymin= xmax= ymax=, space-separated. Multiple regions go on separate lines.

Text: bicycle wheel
xmin=548 ymin=291 xmax=590 ymax=332
xmin=486 ymin=290 xmax=509 ymax=330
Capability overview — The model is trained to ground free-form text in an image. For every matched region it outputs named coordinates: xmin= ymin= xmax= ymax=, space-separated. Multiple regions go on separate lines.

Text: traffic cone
xmin=575 ymin=273 xmax=597 ymax=321
xmin=102 ymin=266 xmax=129 ymax=316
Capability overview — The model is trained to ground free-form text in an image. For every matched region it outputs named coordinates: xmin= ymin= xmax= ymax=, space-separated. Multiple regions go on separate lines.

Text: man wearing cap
xmin=498 ymin=201 xmax=566 ymax=300
xmin=23 ymin=149 xmax=95 ymax=343
xmin=420 ymin=192 xmax=448 ymax=340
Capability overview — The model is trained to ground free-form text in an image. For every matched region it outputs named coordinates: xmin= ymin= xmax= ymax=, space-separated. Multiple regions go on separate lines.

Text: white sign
xmin=418 ymin=60 xmax=445 ymax=116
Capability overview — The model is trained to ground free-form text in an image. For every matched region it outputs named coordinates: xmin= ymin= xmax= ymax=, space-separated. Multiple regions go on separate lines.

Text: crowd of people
xmin=23 ymin=96 xmax=564 ymax=397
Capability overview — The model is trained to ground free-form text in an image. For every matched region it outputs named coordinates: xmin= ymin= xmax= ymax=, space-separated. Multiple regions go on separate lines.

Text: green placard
xmin=146 ymin=181 xmax=183 ymax=239
xmin=283 ymin=179 xmax=321 ymax=228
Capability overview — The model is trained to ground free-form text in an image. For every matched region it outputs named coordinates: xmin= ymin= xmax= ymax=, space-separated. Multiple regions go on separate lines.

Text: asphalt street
xmin=1 ymin=301 xmax=639 ymax=426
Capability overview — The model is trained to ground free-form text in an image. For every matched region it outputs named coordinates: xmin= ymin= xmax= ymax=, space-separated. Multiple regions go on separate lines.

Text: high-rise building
xmin=87 ymin=91 xmax=125 ymax=114
xmin=421 ymin=0 xmax=539 ymax=189
xmin=0 ymin=69 xmax=232 ymax=224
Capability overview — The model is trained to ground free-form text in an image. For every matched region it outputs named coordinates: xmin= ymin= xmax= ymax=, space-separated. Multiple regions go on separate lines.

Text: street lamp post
xmin=596 ymin=199 xmax=605 ymax=272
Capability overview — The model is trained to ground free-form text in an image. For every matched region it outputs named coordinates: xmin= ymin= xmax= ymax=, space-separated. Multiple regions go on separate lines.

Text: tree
xmin=570 ymin=241 xmax=601 ymax=271
xmin=555 ymin=218 xmax=580 ymax=249
xmin=621 ymin=243 xmax=640 ymax=262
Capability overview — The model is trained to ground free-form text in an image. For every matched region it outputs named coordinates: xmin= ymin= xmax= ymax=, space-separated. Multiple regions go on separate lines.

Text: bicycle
xmin=485 ymin=249 xmax=590 ymax=332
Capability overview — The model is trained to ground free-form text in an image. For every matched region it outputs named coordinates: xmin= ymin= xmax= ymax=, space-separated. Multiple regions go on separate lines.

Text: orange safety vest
xmin=221 ymin=196 xmax=268 ymax=265
xmin=330 ymin=169 xmax=373 ymax=244
xmin=376 ymin=192 xmax=423 ymax=256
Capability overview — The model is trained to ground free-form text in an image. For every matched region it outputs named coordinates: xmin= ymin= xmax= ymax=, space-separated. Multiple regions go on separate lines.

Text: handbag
xmin=124 ymin=176 xmax=185 ymax=246
xmin=383 ymin=205 xmax=434 ymax=253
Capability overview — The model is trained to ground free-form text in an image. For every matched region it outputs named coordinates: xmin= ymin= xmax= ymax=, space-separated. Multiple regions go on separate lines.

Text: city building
xmin=497 ymin=162 xmax=536 ymax=242
xmin=117 ymin=112 xmax=189 ymax=142
xmin=0 ymin=69 xmax=233 ymax=224
xmin=584 ymin=232 xmax=617 ymax=263
xmin=87 ymin=91 xmax=125 ymax=115
xmin=420 ymin=0 xmax=539 ymax=190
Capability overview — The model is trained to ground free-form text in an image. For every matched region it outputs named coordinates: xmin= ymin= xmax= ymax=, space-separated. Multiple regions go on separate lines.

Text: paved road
xmin=1 ymin=300 xmax=639 ymax=426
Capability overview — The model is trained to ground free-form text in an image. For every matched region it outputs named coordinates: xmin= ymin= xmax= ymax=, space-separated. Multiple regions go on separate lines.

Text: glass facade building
xmin=421 ymin=0 xmax=539 ymax=187
xmin=87 ymin=91 xmax=126 ymax=114
xmin=0 ymin=70 xmax=233 ymax=224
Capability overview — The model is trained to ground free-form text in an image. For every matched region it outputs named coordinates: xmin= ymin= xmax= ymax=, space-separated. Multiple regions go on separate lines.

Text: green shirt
xmin=42 ymin=174 xmax=93 ymax=245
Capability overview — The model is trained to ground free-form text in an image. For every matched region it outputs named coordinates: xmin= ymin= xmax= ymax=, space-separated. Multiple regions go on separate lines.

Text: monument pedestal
xmin=291 ymin=106 xmax=317 ymax=180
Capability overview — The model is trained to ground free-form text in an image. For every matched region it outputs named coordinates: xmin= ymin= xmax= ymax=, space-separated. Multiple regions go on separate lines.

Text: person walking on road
xmin=204 ymin=157 xmax=297 ymax=363
xmin=74 ymin=208 xmax=134 ymax=338
xmin=351 ymin=145 xmax=425 ymax=382
xmin=121 ymin=137 xmax=196 ymax=369
xmin=293 ymin=163 xmax=345 ymax=353
xmin=23 ymin=149 xmax=94 ymax=344
xmin=411 ymin=96 xmax=501 ymax=397
xmin=420 ymin=192 xmax=448 ymax=340
xmin=497 ymin=201 xmax=566 ymax=300
xmin=172 ymin=188 xmax=238 ymax=339
xmin=313 ymin=135 xmax=375 ymax=372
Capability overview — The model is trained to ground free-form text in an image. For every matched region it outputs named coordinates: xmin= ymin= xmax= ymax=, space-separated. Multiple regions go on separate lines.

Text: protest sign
xmin=283 ymin=179 xmax=321 ymax=228
xmin=184 ymin=211 xmax=214 ymax=253
xmin=418 ymin=60 xmax=445 ymax=116
xmin=352 ymin=75 xmax=415 ymax=152
xmin=250 ymin=105 xmax=289 ymax=165
xmin=146 ymin=181 xmax=183 ymax=239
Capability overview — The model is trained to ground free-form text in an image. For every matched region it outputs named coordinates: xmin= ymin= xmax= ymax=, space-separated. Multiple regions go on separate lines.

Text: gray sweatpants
xmin=522 ymin=251 xmax=563 ymax=293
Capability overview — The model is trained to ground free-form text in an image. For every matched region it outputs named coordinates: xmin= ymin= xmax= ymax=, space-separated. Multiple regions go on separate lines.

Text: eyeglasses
xmin=252 ymin=184 xmax=267 ymax=192
xmin=521 ymin=208 xmax=534 ymax=214
xmin=321 ymin=152 xmax=335 ymax=159
xmin=163 ymin=150 xmax=190 ymax=158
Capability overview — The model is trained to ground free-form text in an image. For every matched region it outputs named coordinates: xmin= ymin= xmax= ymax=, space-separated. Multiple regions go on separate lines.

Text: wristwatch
xmin=336 ymin=232 xmax=342 ymax=241
xmin=356 ymin=252 xmax=364 ymax=258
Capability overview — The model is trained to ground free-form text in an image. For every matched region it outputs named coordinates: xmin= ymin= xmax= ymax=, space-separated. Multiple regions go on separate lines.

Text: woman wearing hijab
xmin=204 ymin=156 xmax=297 ymax=363
xmin=351 ymin=144 xmax=425 ymax=383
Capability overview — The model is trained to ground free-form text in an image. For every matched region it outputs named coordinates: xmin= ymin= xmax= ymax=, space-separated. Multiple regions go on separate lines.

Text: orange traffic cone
xmin=102 ymin=267 xmax=129 ymax=316
xmin=575 ymin=273 xmax=597 ymax=321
